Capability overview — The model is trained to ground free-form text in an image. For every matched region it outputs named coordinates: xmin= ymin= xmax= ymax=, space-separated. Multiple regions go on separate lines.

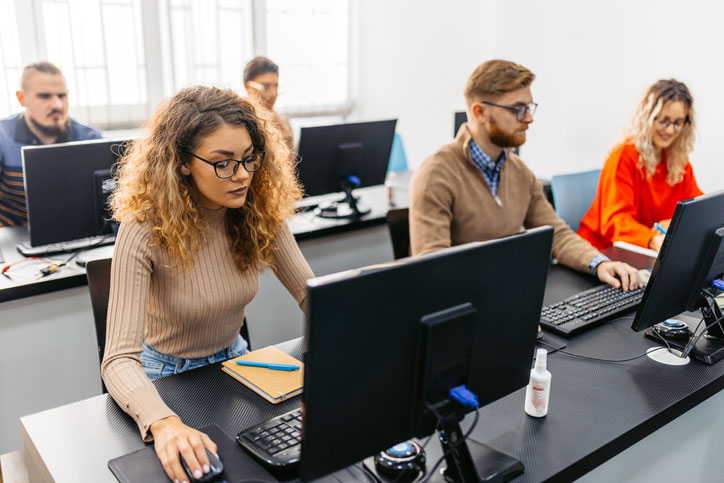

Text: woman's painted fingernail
xmin=203 ymin=464 xmax=210 ymax=473
xmin=194 ymin=469 xmax=203 ymax=478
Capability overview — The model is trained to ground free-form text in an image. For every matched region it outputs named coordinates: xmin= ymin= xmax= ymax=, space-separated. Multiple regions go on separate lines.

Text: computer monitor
xmin=453 ymin=111 xmax=520 ymax=156
xmin=300 ymin=226 xmax=554 ymax=481
xmin=296 ymin=120 xmax=396 ymax=218
xmin=632 ymin=189 xmax=724 ymax=364
xmin=454 ymin=111 xmax=467 ymax=137
xmin=22 ymin=138 xmax=128 ymax=247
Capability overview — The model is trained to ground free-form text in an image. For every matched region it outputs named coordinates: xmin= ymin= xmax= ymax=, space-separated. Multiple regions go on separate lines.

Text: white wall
xmin=356 ymin=0 xmax=724 ymax=193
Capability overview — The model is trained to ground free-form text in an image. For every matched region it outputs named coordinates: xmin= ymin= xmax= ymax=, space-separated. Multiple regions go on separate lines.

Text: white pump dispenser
xmin=524 ymin=348 xmax=551 ymax=417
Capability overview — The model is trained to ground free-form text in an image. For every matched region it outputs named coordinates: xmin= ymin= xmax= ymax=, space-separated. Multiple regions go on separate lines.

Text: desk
xmin=1 ymin=181 xmax=408 ymax=454
xmin=20 ymin=263 xmax=724 ymax=482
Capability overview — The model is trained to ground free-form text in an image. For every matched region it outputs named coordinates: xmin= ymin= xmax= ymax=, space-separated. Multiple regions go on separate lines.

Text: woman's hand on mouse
xmin=150 ymin=415 xmax=217 ymax=483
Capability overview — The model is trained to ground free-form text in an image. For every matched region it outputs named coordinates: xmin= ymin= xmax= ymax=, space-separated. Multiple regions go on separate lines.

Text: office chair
xmin=550 ymin=168 xmax=601 ymax=232
xmin=85 ymin=258 xmax=252 ymax=394
xmin=386 ymin=208 xmax=410 ymax=260
xmin=387 ymin=133 xmax=408 ymax=172
xmin=86 ymin=258 xmax=112 ymax=393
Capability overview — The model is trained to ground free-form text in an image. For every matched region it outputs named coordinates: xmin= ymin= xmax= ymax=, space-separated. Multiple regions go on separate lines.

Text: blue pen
xmin=235 ymin=360 xmax=300 ymax=371
xmin=653 ymin=222 xmax=667 ymax=235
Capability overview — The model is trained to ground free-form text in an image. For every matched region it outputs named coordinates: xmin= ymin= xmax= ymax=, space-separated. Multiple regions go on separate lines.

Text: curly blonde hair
xmin=110 ymin=86 xmax=301 ymax=272
xmin=626 ymin=79 xmax=695 ymax=186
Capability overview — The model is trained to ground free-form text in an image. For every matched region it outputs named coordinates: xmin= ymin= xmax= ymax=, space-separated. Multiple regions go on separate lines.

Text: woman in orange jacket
xmin=578 ymin=79 xmax=702 ymax=252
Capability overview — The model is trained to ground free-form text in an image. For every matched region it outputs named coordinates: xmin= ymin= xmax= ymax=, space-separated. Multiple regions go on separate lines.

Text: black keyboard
xmin=540 ymin=284 xmax=645 ymax=337
xmin=236 ymin=407 xmax=302 ymax=470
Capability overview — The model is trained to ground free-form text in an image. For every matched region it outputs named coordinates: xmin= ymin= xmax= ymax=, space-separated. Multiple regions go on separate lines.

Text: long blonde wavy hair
xmin=626 ymin=79 xmax=695 ymax=186
xmin=110 ymin=86 xmax=301 ymax=272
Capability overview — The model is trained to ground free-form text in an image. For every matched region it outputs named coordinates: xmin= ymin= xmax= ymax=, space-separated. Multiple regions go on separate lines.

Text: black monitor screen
xmin=296 ymin=120 xmax=396 ymax=197
xmin=22 ymin=139 xmax=128 ymax=246
xmin=299 ymin=226 xmax=553 ymax=481
xmin=632 ymin=189 xmax=724 ymax=332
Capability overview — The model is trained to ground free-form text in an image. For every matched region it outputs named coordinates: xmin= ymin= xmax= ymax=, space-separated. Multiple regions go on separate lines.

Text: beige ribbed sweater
xmin=410 ymin=125 xmax=600 ymax=273
xmin=101 ymin=207 xmax=313 ymax=440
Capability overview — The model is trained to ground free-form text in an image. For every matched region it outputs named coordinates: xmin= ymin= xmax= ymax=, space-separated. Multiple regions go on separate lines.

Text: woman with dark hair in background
xmin=244 ymin=56 xmax=295 ymax=151
xmin=578 ymin=79 xmax=703 ymax=251
xmin=102 ymin=86 xmax=313 ymax=483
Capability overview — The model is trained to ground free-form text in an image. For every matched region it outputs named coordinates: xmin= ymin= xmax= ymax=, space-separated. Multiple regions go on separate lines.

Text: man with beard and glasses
xmin=0 ymin=61 xmax=102 ymax=226
xmin=410 ymin=59 xmax=641 ymax=290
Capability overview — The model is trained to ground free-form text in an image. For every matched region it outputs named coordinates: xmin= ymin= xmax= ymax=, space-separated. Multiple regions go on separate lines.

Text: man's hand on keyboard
xmin=596 ymin=261 xmax=643 ymax=291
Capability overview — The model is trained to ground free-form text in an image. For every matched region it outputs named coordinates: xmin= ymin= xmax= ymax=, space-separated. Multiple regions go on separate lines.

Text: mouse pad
xmin=108 ymin=424 xmax=277 ymax=483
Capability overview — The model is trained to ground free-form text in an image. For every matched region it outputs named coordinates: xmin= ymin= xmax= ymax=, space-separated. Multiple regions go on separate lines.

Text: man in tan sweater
xmin=410 ymin=60 xmax=641 ymax=289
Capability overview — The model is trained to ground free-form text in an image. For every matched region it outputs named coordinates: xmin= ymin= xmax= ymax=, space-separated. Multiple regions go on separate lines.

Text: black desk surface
xmin=21 ymin=262 xmax=724 ymax=482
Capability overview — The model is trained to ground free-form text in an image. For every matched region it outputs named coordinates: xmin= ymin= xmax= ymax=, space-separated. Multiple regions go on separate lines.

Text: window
xmin=0 ymin=0 xmax=23 ymax=117
xmin=0 ymin=0 xmax=353 ymax=128
xmin=266 ymin=0 xmax=350 ymax=115
xmin=35 ymin=0 xmax=147 ymax=128
xmin=161 ymin=0 xmax=254 ymax=94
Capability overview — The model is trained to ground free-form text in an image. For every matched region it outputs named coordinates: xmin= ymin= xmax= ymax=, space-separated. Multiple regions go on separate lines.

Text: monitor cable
xmin=418 ymin=402 xmax=481 ymax=483
xmin=681 ymin=314 xmax=724 ymax=359
xmin=537 ymin=316 xmax=675 ymax=363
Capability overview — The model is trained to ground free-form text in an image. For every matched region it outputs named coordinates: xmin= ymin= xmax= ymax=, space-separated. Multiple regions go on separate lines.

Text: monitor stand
xmin=316 ymin=180 xmax=370 ymax=219
xmin=645 ymin=288 xmax=724 ymax=365
xmin=429 ymin=400 xmax=523 ymax=483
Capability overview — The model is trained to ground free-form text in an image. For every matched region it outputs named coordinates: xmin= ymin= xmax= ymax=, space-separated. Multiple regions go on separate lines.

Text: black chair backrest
xmin=86 ymin=258 xmax=112 ymax=365
xmin=387 ymin=208 xmax=410 ymax=260
xmin=86 ymin=258 xmax=112 ymax=393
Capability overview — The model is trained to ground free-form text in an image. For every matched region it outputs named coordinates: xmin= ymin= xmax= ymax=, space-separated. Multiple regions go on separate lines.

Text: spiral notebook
xmin=221 ymin=346 xmax=304 ymax=404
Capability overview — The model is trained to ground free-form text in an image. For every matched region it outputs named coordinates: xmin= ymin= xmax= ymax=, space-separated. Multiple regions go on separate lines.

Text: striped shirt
xmin=0 ymin=113 xmax=102 ymax=226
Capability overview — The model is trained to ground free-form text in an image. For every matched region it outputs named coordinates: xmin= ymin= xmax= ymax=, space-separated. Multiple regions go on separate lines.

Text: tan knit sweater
xmin=101 ymin=206 xmax=313 ymax=440
xmin=410 ymin=125 xmax=600 ymax=273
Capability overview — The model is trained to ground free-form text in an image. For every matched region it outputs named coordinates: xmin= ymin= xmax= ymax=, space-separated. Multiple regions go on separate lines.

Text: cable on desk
xmin=2 ymin=235 xmax=113 ymax=280
xmin=1 ymin=256 xmax=58 ymax=279
xmin=538 ymin=316 xmax=677 ymax=364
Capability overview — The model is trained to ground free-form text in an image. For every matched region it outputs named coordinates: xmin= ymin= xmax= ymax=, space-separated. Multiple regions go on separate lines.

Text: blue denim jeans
xmin=140 ymin=334 xmax=249 ymax=381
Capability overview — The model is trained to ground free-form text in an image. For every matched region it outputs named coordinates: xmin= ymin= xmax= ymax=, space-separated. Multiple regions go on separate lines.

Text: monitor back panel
xmin=297 ymin=119 xmax=396 ymax=197
xmin=633 ymin=189 xmax=724 ymax=330
xmin=23 ymin=139 xmax=127 ymax=246
xmin=300 ymin=226 xmax=553 ymax=480
xmin=454 ymin=111 xmax=467 ymax=136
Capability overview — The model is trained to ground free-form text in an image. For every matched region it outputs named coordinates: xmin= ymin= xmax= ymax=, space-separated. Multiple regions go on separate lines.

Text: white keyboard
xmin=17 ymin=235 xmax=115 ymax=256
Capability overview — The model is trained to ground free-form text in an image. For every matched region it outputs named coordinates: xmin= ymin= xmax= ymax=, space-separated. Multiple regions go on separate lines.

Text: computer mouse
xmin=180 ymin=449 xmax=224 ymax=482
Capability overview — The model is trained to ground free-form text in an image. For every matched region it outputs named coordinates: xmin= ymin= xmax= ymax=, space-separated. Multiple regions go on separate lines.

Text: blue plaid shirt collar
xmin=469 ymin=138 xmax=507 ymax=197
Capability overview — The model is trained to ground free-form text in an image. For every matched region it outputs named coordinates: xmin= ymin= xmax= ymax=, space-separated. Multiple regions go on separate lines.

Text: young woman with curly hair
xmin=101 ymin=86 xmax=313 ymax=483
xmin=578 ymin=79 xmax=703 ymax=252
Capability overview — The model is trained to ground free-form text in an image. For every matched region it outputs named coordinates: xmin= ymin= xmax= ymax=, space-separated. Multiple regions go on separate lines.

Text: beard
xmin=29 ymin=114 xmax=69 ymax=138
xmin=487 ymin=116 xmax=527 ymax=148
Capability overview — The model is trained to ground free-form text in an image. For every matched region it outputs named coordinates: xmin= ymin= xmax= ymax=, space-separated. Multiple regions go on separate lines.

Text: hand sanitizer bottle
xmin=525 ymin=348 xmax=551 ymax=417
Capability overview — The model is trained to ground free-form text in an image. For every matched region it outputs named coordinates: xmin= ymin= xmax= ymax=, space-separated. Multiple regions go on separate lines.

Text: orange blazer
xmin=577 ymin=143 xmax=703 ymax=250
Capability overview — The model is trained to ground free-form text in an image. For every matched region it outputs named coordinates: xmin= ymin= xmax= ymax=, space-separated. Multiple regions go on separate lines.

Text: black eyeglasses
xmin=653 ymin=117 xmax=690 ymax=132
xmin=182 ymin=150 xmax=265 ymax=179
xmin=480 ymin=101 xmax=538 ymax=121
